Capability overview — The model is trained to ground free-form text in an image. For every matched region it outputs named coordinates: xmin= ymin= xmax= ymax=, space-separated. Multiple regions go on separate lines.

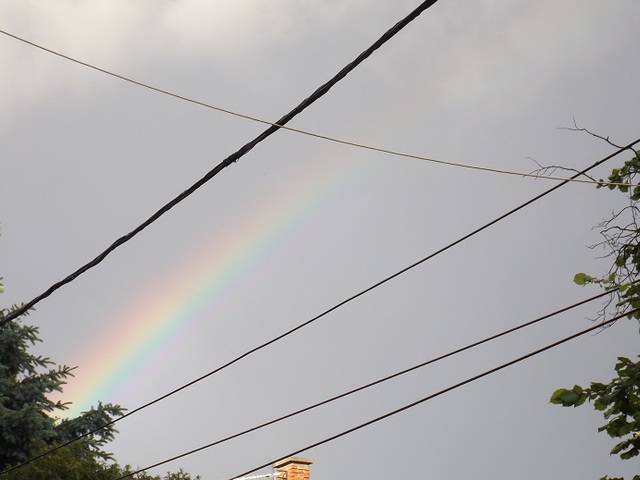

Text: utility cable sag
xmin=0 ymin=0 xmax=441 ymax=326
xmin=2 ymin=138 xmax=638 ymax=474
xmin=1 ymin=285 xmax=621 ymax=475
xmin=117 ymin=307 xmax=639 ymax=480
xmin=0 ymin=29 xmax=633 ymax=188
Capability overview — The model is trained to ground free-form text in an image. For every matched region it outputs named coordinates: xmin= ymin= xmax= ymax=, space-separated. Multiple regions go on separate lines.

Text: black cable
xmin=2 ymin=286 xmax=616 ymax=477
xmin=1 ymin=2 xmax=636 ymax=475
xmin=90 ymin=135 xmax=635 ymax=427
xmin=2 ymin=135 xmax=637 ymax=473
xmin=2 ymin=29 xmax=629 ymax=188
xmin=223 ymin=307 xmax=638 ymax=480
xmin=0 ymin=0 xmax=441 ymax=327
xmin=3 ymin=32 xmax=619 ymax=188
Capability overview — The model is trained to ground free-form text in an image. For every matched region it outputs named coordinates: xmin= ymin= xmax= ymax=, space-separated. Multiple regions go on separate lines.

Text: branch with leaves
xmin=551 ymin=357 xmax=640 ymax=480
xmin=550 ymin=124 xmax=640 ymax=480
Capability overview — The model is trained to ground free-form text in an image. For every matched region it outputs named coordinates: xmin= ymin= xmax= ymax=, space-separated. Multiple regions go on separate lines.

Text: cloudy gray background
xmin=2 ymin=1 xmax=640 ymax=478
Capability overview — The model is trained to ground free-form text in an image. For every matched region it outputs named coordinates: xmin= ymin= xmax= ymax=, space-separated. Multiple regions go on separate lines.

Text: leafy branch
xmin=551 ymin=357 xmax=640 ymax=480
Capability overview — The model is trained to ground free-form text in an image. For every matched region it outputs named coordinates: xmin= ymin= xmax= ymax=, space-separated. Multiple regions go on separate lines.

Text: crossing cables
xmin=0 ymin=0 xmax=441 ymax=326
xmin=0 ymin=28 xmax=633 ymax=188
xmin=3 ymin=137 xmax=640 ymax=473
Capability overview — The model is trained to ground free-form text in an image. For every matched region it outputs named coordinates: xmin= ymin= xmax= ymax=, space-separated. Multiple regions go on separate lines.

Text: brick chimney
xmin=273 ymin=457 xmax=313 ymax=480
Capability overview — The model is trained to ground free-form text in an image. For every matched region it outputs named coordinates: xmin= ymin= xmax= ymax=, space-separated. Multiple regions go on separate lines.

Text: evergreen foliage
xmin=0 ymin=279 xmax=199 ymax=479
xmin=0 ymin=299 xmax=124 ymax=468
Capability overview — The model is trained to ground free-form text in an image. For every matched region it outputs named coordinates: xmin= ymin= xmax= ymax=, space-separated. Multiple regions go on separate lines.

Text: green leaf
xmin=574 ymin=273 xmax=591 ymax=286
xmin=550 ymin=386 xmax=586 ymax=406
xmin=594 ymin=398 xmax=609 ymax=411
xmin=550 ymin=388 xmax=568 ymax=404
xmin=574 ymin=392 xmax=588 ymax=406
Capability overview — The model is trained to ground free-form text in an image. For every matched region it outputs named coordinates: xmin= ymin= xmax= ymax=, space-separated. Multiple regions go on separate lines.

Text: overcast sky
xmin=2 ymin=1 xmax=640 ymax=479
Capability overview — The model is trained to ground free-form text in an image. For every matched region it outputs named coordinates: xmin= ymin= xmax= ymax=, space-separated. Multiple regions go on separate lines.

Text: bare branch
xmin=526 ymin=158 xmax=601 ymax=184
xmin=558 ymin=116 xmax=639 ymax=157
xmin=549 ymin=122 xmax=640 ymax=326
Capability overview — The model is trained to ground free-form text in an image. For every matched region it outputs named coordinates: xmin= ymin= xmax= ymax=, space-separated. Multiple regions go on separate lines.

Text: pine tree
xmin=0 ymin=279 xmax=199 ymax=479
xmin=0 ymin=287 xmax=123 ymax=469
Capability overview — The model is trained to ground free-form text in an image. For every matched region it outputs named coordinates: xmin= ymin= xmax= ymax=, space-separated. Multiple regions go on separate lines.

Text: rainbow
xmin=58 ymin=1 xmax=609 ymax=416
xmin=60 ymin=151 xmax=370 ymax=416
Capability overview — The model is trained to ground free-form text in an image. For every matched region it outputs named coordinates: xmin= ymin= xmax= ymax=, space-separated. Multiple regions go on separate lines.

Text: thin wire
xmin=114 ymin=307 xmax=639 ymax=480
xmin=2 ymin=138 xmax=638 ymax=474
xmin=0 ymin=0 xmax=441 ymax=327
xmin=0 ymin=29 xmax=633 ymax=188
xmin=2 ymin=286 xmax=617 ymax=476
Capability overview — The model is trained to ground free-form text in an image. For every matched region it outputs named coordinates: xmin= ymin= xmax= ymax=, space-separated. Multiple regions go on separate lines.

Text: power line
xmin=0 ymin=0 xmax=441 ymax=326
xmin=0 ymin=6 xmax=636 ymax=477
xmin=4 ymin=286 xmax=614 ymax=475
xmin=2 ymin=138 xmax=638 ymax=474
xmin=116 ymin=307 xmax=639 ymax=480
xmin=0 ymin=30 xmax=634 ymax=188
